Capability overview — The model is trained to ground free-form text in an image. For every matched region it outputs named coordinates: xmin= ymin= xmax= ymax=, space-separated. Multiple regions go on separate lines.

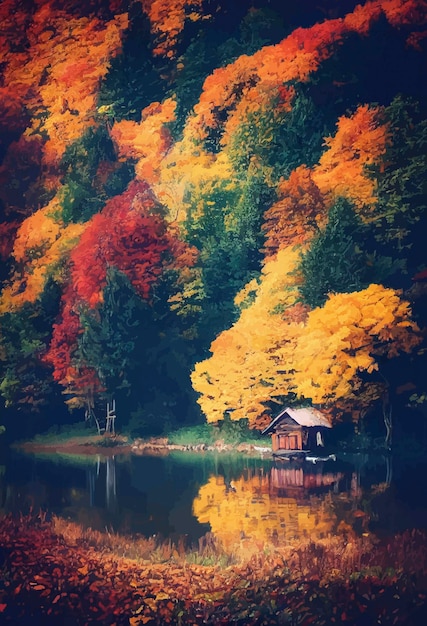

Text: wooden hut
xmin=262 ymin=407 xmax=332 ymax=457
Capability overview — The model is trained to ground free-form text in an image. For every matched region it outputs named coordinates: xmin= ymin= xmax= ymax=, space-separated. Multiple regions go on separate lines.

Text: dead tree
xmin=105 ymin=398 xmax=116 ymax=435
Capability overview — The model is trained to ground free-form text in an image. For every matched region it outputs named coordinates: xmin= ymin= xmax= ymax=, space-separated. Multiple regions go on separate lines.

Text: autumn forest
xmin=1 ymin=0 xmax=427 ymax=445
xmin=2 ymin=1 xmax=427 ymax=624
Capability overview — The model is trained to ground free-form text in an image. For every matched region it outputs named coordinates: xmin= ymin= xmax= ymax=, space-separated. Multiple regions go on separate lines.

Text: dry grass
xmin=51 ymin=514 xmax=427 ymax=582
xmin=2 ymin=513 xmax=427 ymax=625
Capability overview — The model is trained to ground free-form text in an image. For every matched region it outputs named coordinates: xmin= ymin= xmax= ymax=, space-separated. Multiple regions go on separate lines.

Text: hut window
xmin=316 ymin=431 xmax=324 ymax=447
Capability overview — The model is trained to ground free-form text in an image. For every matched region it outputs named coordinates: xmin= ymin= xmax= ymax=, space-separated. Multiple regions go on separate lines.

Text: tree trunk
xmin=85 ymin=398 xmax=102 ymax=435
xmin=382 ymin=392 xmax=393 ymax=449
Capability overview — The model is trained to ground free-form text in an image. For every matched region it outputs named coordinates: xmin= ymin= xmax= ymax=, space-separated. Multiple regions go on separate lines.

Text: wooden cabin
xmin=262 ymin=407 xmax=332 ymax=457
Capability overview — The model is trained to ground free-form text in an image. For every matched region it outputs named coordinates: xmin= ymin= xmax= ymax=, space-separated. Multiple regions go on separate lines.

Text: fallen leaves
xmin=0 ymin=513 xmax=426 ymax=624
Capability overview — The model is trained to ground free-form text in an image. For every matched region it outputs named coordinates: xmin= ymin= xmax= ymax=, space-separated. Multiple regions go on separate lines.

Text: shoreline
xmin=14 ymin=434 xmax=272 ymax=458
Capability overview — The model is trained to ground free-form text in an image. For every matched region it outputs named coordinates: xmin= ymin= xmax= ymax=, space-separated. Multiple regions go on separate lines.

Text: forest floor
xmin=0 ymin=513 xmax=427 ymax=625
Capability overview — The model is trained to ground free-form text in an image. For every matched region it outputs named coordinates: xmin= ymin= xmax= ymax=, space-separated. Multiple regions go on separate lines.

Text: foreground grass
xmin=1 ymin=513 xmax=426 ymax=625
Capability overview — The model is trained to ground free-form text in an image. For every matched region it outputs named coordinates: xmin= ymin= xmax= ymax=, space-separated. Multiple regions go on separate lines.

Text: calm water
xmin=1 ymin=447 xmax=427 ymax=546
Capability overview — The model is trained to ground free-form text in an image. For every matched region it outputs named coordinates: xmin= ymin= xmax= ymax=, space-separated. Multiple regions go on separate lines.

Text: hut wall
xmin=307 ymin=427 xmax=326 ymax=449
xmin=273 ymin=429 xmax=302 ymax=451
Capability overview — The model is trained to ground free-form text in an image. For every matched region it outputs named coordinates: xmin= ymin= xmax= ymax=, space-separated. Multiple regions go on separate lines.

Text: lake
xmin=1 ymin=447 xmax=427 ymax=548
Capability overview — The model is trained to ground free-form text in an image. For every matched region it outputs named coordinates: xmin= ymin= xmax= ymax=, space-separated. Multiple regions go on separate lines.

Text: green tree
xmin=184 ymin=166 xmax=273 ymax=344
xmin=0 ymin=281 xmax=61 ymax=412
xmin=368 ymin=96 xmax=427 ymax=268
xmin=227 ymin=88 xmax=331 ymax=182
xmin=77 ymin=267 xmax=146 ymax=397
xmin=59 ymin=125 xmax=133 ymax=224
xmin=97 ymin=5 xmax=166 ymax=123
xmin=299 ymin=198 xmax=402 ymax=308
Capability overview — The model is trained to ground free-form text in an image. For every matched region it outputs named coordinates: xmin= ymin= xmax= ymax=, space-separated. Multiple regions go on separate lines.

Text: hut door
xmin=273 ymin=432 xmax=302 ymax=450
xmin=288 ymin=434 xmax=298 ymax=449
xmin=289 ymin=432 xmax=303 ymax=450
xmin=278 ymin=432 xmax=302 ymax=450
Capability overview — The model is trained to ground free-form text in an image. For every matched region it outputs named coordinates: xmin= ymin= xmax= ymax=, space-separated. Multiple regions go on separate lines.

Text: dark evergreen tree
xmin=0 ymin=279 xmax=64 ymax=436
xmin=298 ymin=198 xmax=403 ymax=308
xmin=97 ymin=4 xmax=166 ymax=123
xmin=59 ymin=125 xmax=133 ymax=224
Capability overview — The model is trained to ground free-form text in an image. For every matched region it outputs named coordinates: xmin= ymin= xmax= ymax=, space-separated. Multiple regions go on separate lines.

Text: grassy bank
xmin=167 ymin=419 xmax=268 ymax=447
xmin=13 ymin=418 xmax=271 ymax=457
xmin=0 ymin=513 xmax=426 ymax=624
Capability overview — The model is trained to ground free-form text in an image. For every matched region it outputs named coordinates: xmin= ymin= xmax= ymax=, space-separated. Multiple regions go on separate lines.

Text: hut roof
xmin=262 ymin=407 xmax=332 ymax=435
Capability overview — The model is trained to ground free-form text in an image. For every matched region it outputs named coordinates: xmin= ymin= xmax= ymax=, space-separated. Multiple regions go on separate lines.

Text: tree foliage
xmin=0 ymin=0 xmax=426 ymax=435
xmin=298 ymin=197 xmax=403 ymax=309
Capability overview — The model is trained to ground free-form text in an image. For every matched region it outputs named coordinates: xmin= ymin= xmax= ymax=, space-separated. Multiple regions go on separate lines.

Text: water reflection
xmin=1 ymin=450 xmax=426 ymax=544
xmin=193 ymin=462 xmax=350 ymax=548
xmin=88 ymin=456 xmax=117 ymax=511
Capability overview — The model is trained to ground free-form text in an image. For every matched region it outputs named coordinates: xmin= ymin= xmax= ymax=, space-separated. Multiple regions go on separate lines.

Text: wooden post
xmin=105 ymin=399 xmax=116 ymax=435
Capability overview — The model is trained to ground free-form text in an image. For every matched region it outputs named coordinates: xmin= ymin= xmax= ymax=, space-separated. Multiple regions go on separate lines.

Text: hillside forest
xmin=1 ymin=0 xmax=427 ymax=444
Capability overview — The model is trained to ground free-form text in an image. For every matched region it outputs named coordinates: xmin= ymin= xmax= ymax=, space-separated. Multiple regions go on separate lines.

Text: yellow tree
xmin=192 ymin=264 xmax=422 ymax=430
xmin=0 ymin=197 xmax=85 ymax=313
xmin=110 ymin=98 xmax=176 ymax=186
xmin=191 ymin=247 xmax=305 ymax=429
xmin=289 ymin=284 xmax=422 ymax=410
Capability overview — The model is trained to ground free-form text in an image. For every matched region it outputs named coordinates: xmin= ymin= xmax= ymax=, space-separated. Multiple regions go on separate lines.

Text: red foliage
xmin=0 ymin=89 xmax=29 ymax=135
xmin=44 ymin=180 xmax=197 ymax=399
xmin=413 ymin=268 xmax=427 ymax=281
xmin=70 ymin=181 xmax=171 ymax=306
xmin=43 ymin=282 xmax=103 ymax=397
xmin=43 ymin=284 xmax=83 ymax=383
xmin=0 ymin=514 xmax=426 ymax=625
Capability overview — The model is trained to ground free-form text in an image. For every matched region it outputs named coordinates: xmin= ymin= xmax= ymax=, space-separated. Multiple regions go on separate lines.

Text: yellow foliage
xmin=192 ymin=262 xmax=422 ymax=425
xmin=111 ymin=99 xmax=176 ymax=185
xmin=156 ymin=140 xmax=234 ymax=222
xmin=193 ymin=473 xmax=339 ymax=550
xmin=290 ymin=285 xmax=421 ymax=405
xmin=143 ymin=0 xmax=207 ymax=59
xmin=191 ymin=247 xmax=304 ymax=426
xmin=2 ymin=8 xmax=128 ymax=165
xmin=12 ymin=202 xmax=62 ymax=264
xmin=0 ymin=197 xmax=85 ymax=312
xmin=38 ymin=13 xmax=128 ymax=163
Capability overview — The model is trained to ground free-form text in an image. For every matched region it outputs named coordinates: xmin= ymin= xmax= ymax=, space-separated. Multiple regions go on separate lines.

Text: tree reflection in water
xmin=192 ymin=462 xmax=351 ymax=549
xmin=88 ymin=455 xmax=117 ymax=511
